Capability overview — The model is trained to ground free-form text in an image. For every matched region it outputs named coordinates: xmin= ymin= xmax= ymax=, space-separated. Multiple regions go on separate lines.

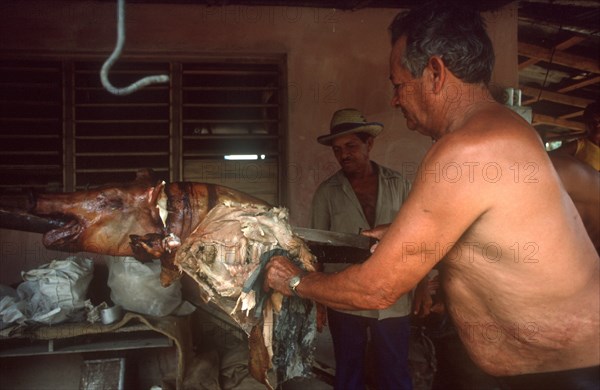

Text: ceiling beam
xmin=518 ymin=42 xmax=599 ymax=74
xmin=560 ymin=110 xmax=584 ymax=120
xmin=518 ymin=15 xmax=599 ymax=36
xmin=543 ymin=130 xmax=587 ymax=142
xmin=520 ymin=85 xmax=594 ymax=108
xmin=518 ymin=57 xmax=539 ymax=70
xmin=554 ymin=35 xmax=587 ymax=50
xmin=532 ymin=113 xmax=586 ymax=131
xmin=557 ymin=75 xmax=600 ymax=93
xmin=518 ymin=34 xmax=587 ymax=70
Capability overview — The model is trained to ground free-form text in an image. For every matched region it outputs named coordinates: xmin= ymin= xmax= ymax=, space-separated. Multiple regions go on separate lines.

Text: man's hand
xmin=361 ymin=223 xmax=391 ymax=253
xmin=264 ymin=255 xmax=302 ymax=296
xmin=413 ymin=277 xmax=433 ymax=317
xmin=413 ymin=275 xmax=445 ymax=317
xmin=361 ymin=223 xmax=391 ymax=240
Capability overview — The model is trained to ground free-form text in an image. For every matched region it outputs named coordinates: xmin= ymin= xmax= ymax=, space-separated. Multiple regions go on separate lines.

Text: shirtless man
xmin=265 ymin=4 xmax=599 ymax=388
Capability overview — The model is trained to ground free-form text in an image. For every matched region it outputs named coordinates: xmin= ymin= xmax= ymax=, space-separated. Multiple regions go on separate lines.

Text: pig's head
xmin=31 ymin=169 xmax=166 ymax=256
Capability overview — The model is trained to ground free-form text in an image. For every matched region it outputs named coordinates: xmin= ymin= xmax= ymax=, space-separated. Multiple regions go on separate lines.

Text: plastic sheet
xmin=107 ymin=257 xmax=194 ymax=317
xmin=0 ymin=256 xmax=93 ymax=325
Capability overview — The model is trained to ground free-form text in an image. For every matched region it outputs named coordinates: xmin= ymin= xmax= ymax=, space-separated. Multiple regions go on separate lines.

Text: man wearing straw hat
xmin=311 ymin=108 xmax=413 ymax=390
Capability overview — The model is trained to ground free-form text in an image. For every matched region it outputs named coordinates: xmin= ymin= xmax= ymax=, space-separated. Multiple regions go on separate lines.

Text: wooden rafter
xmin=554 ymin=35 xmax=587 ymax=51
xmin=544 ymin=130 xmax=587 ymax=142
xmin=520 ymin=85 xmax=594 ymax=107
xmin=518 ymin=42 xmax=599 ymax=74
xmin=532 ymin=113 xmax=586 ymax=131
xmin=519 ymin=35 xmax=588 ymax=70
xmin=518 ymin=57 xmax=539 ymax=70
xmin=557 ymin=75 xmax=600 ymax=93
xmin=516 ymin=6 xmax=598 ymax=135
xmin=560 ymin=110 xmax=584 ymax=120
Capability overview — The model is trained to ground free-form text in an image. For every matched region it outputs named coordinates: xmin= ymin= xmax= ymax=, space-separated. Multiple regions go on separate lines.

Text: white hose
xmin=100 ymin=0 xmax=169 ymax=95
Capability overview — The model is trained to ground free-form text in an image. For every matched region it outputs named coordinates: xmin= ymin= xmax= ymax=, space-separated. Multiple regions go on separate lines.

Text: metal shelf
xmin=0 ymin=326 xmax=172 ymax=358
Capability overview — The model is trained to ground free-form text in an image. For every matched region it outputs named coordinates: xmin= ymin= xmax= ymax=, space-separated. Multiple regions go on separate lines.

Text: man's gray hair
xmin=389 ymin=3 xmax=495 ymax=85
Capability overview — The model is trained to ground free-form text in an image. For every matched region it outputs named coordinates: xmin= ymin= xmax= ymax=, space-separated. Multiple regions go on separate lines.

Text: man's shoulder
xmin=376 ymin=163 xmax=410 ymax=187
xmin=313 ymin=170 xmax=344 ymax=196
xmin=318 ymin=170 xmax=344 ymax=186
xmin=378 ymin=164 xmax=404 ymax=178
xmin=431 ymin=113 xmax=544 ymax=165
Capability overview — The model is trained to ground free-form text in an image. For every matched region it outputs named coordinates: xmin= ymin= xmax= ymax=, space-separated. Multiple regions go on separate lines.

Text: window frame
xmin=0 ymin=53 xmax=288 ymax=207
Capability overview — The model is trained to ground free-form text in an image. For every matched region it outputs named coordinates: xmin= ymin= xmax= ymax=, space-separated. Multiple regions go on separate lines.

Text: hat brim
xmin=317 ymin=123 xmax=383 ymax=145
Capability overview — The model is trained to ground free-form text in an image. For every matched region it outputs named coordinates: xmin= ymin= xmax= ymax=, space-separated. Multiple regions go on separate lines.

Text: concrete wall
xmin=0 ymin=1 xmax=517 ymax=284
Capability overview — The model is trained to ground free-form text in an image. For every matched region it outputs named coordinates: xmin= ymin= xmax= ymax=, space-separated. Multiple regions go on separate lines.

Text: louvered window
xmin=0 ymin=60 xmax=63 ymax=207
xmin=73 ymin=61 xmax=172 ymax=187
xmin=181 ymin=62 xmax=282 ymax=205
xmin=0 ymin=57 xmax=286 ymax=206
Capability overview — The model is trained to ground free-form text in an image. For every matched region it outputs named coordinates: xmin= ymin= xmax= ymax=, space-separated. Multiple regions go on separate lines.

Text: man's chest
xmin=349 ymin=178 xmax=378 ymax=227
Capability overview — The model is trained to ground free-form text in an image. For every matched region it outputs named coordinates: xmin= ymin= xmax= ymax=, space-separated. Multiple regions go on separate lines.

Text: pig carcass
xmin=26 ymin=169 xmax=268 ymax=286
xmin=0 ymin=169 xmax=317 ymax=388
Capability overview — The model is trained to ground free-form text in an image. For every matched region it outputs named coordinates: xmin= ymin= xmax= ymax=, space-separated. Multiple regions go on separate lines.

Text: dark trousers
xmin=327 ymin=308 xmax=412 ymax=390
xmin=497 ymin=365 xmax=600 ymax=390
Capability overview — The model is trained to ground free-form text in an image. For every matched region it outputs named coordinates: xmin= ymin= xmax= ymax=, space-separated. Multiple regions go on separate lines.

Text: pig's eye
xmin=97 ymin=193 xmax=123 ymax=210
xmin=107 ymin=198 xmax=123 ymax=210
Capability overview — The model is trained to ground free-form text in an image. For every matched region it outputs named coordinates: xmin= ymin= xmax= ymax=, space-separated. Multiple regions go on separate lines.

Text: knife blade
xmin=292 ymin=227 xmax=372 ymax=249
xmin=292 ymin=227 xmax=375 ymax=264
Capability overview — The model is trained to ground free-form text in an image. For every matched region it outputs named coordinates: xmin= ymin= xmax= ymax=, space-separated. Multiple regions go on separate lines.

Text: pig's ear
xmin=135 ymin=168 xmax=156 ymax=185
xmin=148 ymin=181 xmax=166 ymax=206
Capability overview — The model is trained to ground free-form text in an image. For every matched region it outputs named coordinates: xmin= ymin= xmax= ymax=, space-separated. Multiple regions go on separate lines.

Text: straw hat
xmin=317 ymin=108 xmax=384 ymax=145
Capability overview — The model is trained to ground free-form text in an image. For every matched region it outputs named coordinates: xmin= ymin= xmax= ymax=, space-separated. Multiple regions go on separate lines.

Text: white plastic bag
xmin=107 ymin=257 xmax=193 ymax=317
xmin=11 ymin=256 xmax=93 ymax=325
xmin=0 ymin=285 xmax=23 ymax=328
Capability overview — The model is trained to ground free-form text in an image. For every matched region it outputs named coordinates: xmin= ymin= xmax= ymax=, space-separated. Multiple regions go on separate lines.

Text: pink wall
xmin=0 ymin=1 xmax=517 ymax=284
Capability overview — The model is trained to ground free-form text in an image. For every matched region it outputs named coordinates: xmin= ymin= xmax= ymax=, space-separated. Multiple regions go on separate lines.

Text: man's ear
xmin=427 ymin=56 xmax=446 ymax=94
xmin=366 ymin=136 xmax=374 ymax=151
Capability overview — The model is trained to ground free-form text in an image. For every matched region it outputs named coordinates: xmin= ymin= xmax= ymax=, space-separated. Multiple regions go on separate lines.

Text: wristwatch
xmin=288 ymin=273 xmax=304 ymax=296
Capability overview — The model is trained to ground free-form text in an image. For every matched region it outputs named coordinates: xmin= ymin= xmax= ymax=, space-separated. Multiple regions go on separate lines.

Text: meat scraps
xmin=175 ymin=202 xmax=317 ymax=388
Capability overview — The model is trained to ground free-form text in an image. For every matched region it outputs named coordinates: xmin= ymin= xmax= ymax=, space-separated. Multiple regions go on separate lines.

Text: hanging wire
xmin=536 ymin=22 xmax=563 ymax=102
xmin=100 ymin=0 xmax=169 ymax=95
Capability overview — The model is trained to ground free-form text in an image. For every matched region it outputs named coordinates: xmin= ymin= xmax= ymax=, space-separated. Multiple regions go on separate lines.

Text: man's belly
xmin=443 ymin=274 xmax=600 ymax=376
xmin=450 ymin=307 xmax=599 ymax=376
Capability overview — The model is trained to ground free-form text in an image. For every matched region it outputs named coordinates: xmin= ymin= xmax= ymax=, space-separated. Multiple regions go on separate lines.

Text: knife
xmin=292 ymin=227 xmax=375 ymax=264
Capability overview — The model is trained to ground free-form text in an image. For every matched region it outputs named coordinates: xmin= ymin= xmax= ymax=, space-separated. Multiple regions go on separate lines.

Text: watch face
xmin=289 ymin=275 xmax=301 ymax=289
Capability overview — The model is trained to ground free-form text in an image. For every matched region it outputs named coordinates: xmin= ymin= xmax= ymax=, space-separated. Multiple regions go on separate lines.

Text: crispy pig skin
xmin=249 ymin=324 xmax=274 ymax=390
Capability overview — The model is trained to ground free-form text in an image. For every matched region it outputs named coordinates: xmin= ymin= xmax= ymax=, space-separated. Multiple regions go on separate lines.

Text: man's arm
xmin=266 ymin=137 xmax=493 ymax=310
